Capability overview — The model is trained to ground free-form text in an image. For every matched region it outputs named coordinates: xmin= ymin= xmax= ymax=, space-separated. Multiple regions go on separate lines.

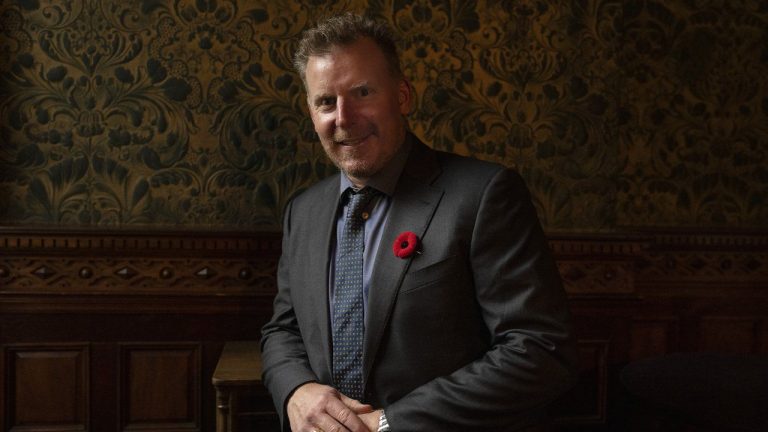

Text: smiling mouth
xmin=334 ymin=134 xmax=371 ymax=146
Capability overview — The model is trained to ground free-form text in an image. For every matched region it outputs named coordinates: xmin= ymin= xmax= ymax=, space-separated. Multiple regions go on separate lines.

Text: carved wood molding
xmin=0 ymin=227 xmax=282 ymax=256
xmin=550 ymin=232 xmax=768 ymax=296
xmin=0 ymin=256 xmax=278 ymax=295
xmin=650 ymin=232 xmax=768 ymax=250
xmin=0 ymin=228 xmax=281 ymax=313
xmin=1 ymin=229 xmax=766 ymax=309
xmin=0 ymin=229 xmax=280 ymax=297
xmin=550 ymin=235 xmax=645 ymax=298
xmin=636 ymin=232 xmax=768 ymax=289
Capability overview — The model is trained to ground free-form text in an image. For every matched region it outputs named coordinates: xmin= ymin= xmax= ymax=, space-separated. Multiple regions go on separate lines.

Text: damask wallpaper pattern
xmin=0 ymin=0 xmax=766 ymax=231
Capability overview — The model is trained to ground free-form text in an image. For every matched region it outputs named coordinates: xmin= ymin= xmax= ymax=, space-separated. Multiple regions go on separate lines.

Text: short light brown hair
xmin=293 ymin=13 xmax=404 ymax=87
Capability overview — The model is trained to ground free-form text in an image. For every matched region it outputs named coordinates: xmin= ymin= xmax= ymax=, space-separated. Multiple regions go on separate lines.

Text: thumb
xmin=340 ymin=394 xmax=374 ymax=414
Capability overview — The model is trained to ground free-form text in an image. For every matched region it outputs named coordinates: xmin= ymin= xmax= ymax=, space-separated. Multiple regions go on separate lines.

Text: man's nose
xmin=335 ymin=98 xmax=356 ymax=128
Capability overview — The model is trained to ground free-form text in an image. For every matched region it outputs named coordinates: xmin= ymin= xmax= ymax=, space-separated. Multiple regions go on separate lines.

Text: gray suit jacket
xmin=261 ymin=135 xmax=576 ymax=431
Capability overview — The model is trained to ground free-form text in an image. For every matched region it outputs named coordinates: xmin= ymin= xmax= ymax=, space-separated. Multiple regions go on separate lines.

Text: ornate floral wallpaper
xmin=0 ymin=0 xmax=766 ymax=231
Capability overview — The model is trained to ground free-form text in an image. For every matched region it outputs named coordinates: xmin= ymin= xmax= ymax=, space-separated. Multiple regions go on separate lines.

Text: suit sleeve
xmin=385 ymin=168 xmax=578 ymax=431
xmin=260 ymin=199 xmax=319 ymax=431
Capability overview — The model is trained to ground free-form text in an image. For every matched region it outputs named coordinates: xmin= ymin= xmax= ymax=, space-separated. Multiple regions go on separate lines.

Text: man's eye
xmin=320 ymin=97 xmax=335 ymax=106
xmin=359 ymin=88 xmax=370 ymax=97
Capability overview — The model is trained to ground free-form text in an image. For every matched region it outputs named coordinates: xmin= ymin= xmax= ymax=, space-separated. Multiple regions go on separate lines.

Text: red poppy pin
xmin=393 ymin=231 xmax=419 ymax=259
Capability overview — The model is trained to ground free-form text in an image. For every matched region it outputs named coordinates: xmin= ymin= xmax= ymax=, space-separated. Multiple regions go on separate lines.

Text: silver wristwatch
xmin=377 ymin=411 xmax=390 ymax=432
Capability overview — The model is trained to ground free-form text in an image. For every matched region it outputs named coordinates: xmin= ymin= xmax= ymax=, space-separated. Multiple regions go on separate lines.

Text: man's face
xmin=304 ymin=37 xmax=411 ymax=186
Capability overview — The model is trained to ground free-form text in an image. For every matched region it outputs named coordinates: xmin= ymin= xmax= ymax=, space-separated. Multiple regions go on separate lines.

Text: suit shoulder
xmin=436 ymin=149 xmax=506 ymax=174
xmin=433 ymin=149 xmax=520 ymax=188
xmin=286 ymin=172 xmax=339 ymax=210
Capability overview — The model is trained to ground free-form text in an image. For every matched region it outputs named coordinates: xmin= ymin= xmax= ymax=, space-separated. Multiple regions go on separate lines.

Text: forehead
xmin=304 ymin=38 xmax=392 ymax=91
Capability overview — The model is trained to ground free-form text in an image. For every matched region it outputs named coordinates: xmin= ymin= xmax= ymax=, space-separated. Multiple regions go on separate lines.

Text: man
xmin=261 ymin=13 xmax=576 ymax=432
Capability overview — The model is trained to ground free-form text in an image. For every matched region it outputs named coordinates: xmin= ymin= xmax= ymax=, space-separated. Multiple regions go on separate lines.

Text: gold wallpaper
xmin=0 ymin=0 xmax=766 ymax=231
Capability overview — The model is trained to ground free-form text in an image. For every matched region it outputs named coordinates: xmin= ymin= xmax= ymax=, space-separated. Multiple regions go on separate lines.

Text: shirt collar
xmin=338 ymin=132 xmax=413 ymax=197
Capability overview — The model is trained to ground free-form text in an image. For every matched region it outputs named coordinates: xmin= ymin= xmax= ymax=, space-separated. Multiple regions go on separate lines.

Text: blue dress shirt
xmin=328 ymin=136 xmax=413 ymax=329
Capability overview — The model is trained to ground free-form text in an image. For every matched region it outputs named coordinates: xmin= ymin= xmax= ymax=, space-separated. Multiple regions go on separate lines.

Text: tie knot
xmin=346 ymin=187 xmax=376 ymax=221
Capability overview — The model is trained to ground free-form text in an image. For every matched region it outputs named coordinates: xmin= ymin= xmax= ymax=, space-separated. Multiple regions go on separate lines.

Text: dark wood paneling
xmin=629 ymin=318 xmax=680 ymax=361
xmin=2 ymin=229 xmax=767 ymax=431
xmin=552 ymin=340 xmax=609 ymax=425
xmin=553 ymin=232 xmax=768 ymax=430
xmin=119 ymin=344 xmax=200 ymax=431
xmin=699 ymin=317 xmax=763 ymax=354
xmin=0 ymin=229 xmax=277 ymax=431
xmin=4 ymin=344 xmax=89 ymax=431
xmin=0 ymin=313 xmax=260 ymax=432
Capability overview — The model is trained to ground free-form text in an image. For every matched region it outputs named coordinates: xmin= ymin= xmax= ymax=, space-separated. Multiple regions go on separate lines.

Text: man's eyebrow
xmin=349 ymin=81 xmax=371 ymax=91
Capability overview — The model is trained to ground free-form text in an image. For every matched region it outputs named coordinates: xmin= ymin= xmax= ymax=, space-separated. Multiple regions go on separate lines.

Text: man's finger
xmin=326 ymin=397 xmax=370 ymax=432
xmin=286 ymin=383 xmax=370 ymax=432
xmin=314 ymin=411 xmax=349 ymax=432
xmin=339 ymin=393 xmax=374 ymax=414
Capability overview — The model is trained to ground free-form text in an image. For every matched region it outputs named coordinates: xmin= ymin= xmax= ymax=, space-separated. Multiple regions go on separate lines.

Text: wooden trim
xmin=2 ymin=229 xmax=766 ymax=312
xmin=0 ymin=230 xmax=281 ymax=313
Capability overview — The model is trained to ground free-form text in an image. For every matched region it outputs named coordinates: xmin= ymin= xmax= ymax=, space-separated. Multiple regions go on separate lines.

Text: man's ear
xmin=398 ymin=78 xmax=412 ymax=115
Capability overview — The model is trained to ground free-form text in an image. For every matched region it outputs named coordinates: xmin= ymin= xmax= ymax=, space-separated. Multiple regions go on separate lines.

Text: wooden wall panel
xmin=119 ymin=344 xmax=201 ymax=431
xmin=699 ymin=318 xmax=764 ymax=354
xmin=4 ymin=344 xmax=88 ymax=431
xmin=0 ymin=230 xmax=275 ymax=431
xmin=2 ymin=229 xmax=767 ymax=431
xmin=629 ymin=318 xmax=680 ymax=361
xmin=552 ymin=340 xmax=609 ymax=425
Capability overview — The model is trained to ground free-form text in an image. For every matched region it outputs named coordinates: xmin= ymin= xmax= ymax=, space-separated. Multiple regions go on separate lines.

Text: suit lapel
xmin=305 ymin=175 xmax=341 ymax=384
xmin=363 ymin=138 xmax=444 ymax=383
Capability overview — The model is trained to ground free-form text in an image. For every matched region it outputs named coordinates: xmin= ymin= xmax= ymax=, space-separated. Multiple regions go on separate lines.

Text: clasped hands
xmin=287 ymin=382 xmax=381 ymax=432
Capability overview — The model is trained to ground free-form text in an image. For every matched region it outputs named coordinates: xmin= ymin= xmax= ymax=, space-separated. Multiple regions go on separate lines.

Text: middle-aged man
xmin=261 ymin=13 xmax=576 ymax=432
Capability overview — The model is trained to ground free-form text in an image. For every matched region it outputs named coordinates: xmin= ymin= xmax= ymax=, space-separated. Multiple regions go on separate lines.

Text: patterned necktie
xmin=332 ymin=187 xmax=376 ymax=400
